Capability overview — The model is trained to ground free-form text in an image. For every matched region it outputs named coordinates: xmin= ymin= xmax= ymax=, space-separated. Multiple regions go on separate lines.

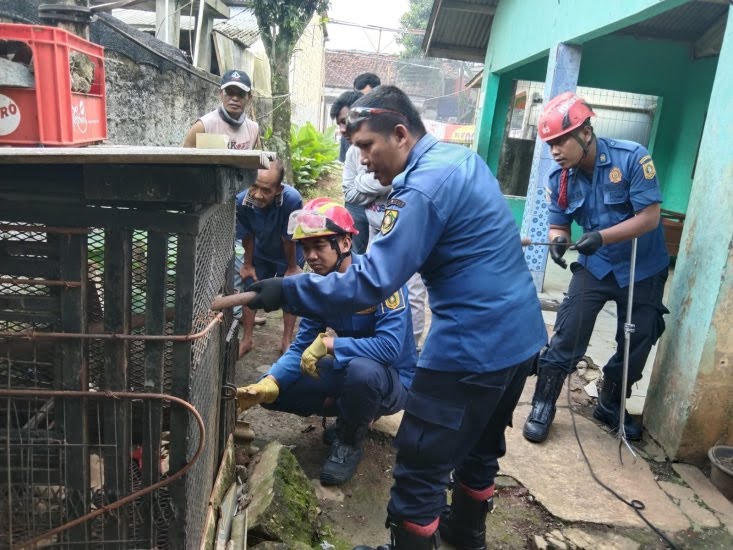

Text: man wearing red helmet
xmin=236 ymin=198 xmax=416 ymax=486
xmin=523 ymin=91 xmax=670 ymax=445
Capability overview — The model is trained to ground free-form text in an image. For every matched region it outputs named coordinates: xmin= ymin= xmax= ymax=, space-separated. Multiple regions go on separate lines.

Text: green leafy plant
xmin=277 ymin=122 xmax=340 ymax=194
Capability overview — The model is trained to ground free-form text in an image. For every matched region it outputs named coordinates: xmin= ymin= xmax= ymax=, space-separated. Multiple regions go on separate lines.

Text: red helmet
xmin=288 ymin=198 xmax=359 ymax=240
xmin=538 ymin=92 xmax=595 ymax=142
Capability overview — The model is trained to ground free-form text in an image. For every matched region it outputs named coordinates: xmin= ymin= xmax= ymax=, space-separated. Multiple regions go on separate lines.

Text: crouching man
xmin=236 ymin=198 xmax=417 ymax=486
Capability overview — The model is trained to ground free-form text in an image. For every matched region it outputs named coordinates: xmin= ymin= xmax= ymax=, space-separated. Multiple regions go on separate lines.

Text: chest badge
xmin=609 ymin=167 xmax=623 ymax=184
xmin=381 ymin=209 xmax=399 ymax=235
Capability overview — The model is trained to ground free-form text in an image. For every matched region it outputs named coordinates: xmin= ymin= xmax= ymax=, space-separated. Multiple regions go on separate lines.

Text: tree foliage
xmin=250 ymin=0 xmax=330 ymax=180
xmin=398 ymin=0 xmax=433 ymax=59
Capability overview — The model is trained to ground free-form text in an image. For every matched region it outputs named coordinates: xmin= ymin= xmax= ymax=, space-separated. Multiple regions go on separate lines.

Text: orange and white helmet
xmin=288 ymin=198 xmax=359 ymax=241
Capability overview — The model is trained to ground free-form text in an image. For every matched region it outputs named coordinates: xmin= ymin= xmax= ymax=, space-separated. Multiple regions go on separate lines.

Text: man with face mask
xmin=243 ymin=86 xmax=546 ymax=550
xmin=236 ymin=198 xmax=416 ymax=486
xmin=183 ymin=70 xmax=259 ymax=150
xmin=522 ymin=92 xmax=670 ymax=445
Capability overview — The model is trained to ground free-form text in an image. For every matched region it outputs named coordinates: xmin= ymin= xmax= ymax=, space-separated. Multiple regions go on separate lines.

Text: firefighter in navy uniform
xmin=245 ymin=86 xmax=547 ymax=550
xmin=235 ymin=198 xmax=416 ymax=486
xmin=523 ymin=92 xmax=670 ymax=445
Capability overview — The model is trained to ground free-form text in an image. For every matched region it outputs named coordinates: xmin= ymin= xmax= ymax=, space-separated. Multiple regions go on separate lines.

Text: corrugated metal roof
xmin=424 ymin=0 xmax=726 ymax=62
xmin=616 ymin=0 xmax=729 ymax=42
xmin=423 ymin=0 xmax=498 ymax=62
xmin=112 ymin=7 xmax=260 ymax=47
xmin=212 ymin=9 xmax=260 ymax=48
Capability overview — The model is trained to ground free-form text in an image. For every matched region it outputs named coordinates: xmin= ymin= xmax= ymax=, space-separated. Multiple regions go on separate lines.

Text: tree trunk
xmin=269 ymin=55 xmax=294 ymax=183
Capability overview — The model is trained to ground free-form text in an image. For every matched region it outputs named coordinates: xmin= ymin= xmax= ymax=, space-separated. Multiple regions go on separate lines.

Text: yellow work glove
xmin=236 ymin=377 xmax=279 ymax=412
xmin=301 ymin=332 xmax=329 ymax=379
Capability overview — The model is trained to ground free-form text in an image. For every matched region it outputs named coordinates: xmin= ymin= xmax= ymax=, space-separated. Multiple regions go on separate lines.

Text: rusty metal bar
xmin=210 ymin=291 xmax=256 ymax=311
xmin=0 ymin=277 xmax=82 ymax=288
xmin=0 ymin=389 xmax=206 ymax=550
xmin=0 ymin=312 xmax=223 ymax=341
xmin=0 ymin=224 xmax=91 ymax=235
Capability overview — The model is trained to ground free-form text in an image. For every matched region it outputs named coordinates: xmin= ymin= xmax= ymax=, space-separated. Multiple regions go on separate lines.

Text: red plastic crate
xmin=0 ymin=23 xmax=107 ymax=146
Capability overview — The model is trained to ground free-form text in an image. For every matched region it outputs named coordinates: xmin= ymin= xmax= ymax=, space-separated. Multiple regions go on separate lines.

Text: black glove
xmin=549 ymin=236 xmax=569 ymax=269
xmin=571 ymin=231 xmax=603 ymax=256
xmin=246 ymin=277 xmax=284 ymax=312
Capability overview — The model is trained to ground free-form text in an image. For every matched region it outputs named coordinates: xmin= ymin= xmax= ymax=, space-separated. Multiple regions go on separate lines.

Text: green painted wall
xmin=578 ymin=34 xmax=718 ymax=214
xmin=482 ymin=34 xmax=717 ymax=220
xmin=487 ymin=0 xmax=689 ymax=74
xmin=475 ymin=72 xmax=513 ymax=172
xmin=645 ymin=7 xmax=733 ymax=460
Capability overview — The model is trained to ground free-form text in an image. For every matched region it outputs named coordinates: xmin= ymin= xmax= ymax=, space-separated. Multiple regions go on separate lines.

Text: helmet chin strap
xmin=570 ymin=129 xmax=595 ymax=168
xmin=328 ymin=235 xmax=351 ymax=273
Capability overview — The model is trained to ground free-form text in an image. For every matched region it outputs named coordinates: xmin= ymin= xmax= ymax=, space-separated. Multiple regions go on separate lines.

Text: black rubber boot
xmin=439 ymin=482 xmax=494 ymax=550
xmin=320 ymin=422 xmax=368 ymax=486
xmin=322 ymin=416 xmax=342 ymax=446
xmin=593 ymin=378 xmax=642 ymax=440
xmin=523 ymin=366 xmax=568 ymax=443
xmin=353 ymin=519 xmax=439 ymax=550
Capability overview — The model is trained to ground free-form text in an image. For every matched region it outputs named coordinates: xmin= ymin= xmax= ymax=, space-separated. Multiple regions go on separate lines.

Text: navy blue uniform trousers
xmin=541 ymin=263 xmax=668 ymax=387
xmin=387 ymin=356 xmax=536 ymax=523
xmin=263 ymin=356 xmax=407 ymax=427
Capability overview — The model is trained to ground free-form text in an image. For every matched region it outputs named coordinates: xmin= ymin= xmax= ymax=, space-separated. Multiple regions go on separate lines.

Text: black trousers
xmin=386 ymin=356 xmax=536 ymax=524
xmin=541 ymin=263 xmax=668 ymax=386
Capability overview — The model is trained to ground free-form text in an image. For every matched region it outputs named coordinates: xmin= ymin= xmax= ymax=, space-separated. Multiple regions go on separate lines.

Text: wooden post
xmin=102 ymin=229 xmax=132 ymax=549
xmin=141 ymin=231 xmax=169 ymax=546
xmin=58 ymin=232 xmax=90 ymax=544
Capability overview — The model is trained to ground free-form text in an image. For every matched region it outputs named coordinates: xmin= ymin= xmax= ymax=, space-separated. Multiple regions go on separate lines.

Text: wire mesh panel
xmin=0 ymin=159 xmax=246 ymax=549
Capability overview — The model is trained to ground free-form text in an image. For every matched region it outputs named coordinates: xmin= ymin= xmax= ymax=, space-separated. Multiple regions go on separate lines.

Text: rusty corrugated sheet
xmin=423 ymin=0 xmax=498 ymax=62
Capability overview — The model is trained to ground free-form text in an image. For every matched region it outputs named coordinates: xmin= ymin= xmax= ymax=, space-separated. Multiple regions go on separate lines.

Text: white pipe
xmin=193 ymin=0 xmax=206 ymax=67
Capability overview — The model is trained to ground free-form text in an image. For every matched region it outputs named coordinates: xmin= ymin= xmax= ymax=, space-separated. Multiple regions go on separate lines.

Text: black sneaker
xmin=320 ymin=440 xmax=364 ymax=485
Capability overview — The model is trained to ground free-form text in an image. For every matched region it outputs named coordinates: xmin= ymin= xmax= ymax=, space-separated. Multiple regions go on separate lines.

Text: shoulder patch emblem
xmin=381 ymin=289 xmax=406 ymax=313
xmin=609 ymin=167 xmax=622 ymax=184
xmin=642 ymin=160 xmax=656 ymax=180
xmin=381 ymin=209 xmax=399 ymax=235
xmin=386 ymin=198 xmax=406 ymax=208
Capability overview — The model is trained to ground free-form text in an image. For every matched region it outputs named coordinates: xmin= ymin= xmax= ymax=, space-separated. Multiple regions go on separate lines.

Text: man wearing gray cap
xmin=183 ymin=70 xmax=259 ymax=150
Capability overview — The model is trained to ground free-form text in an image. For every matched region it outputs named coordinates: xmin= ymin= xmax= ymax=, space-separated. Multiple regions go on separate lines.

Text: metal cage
xmin=0 ymin=149 xmax=260 ymax=549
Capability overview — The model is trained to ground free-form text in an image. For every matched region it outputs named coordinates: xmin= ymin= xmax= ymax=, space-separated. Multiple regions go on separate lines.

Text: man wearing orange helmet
xmin=523 ymin=91 xmax=670 ymax=444
xmin=236 ymin=198 xmax=416 ymax=486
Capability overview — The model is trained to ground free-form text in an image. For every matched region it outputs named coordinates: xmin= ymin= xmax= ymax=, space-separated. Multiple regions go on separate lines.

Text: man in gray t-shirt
xmin=183 ymin=70 xmax=259 ymax=150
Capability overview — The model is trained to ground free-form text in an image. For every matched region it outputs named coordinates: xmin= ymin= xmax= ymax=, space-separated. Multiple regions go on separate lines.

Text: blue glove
xmin=570 ymin=231 xmax=603 ymax=256
xmin=246 ymin=277 xmax=284 ymax=312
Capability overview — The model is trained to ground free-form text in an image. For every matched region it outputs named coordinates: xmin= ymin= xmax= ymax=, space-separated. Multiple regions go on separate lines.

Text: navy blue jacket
xmin=282 ymin=134 xmax=546 ymax=373
xmin=547 ymin=138 xmax=669 ymax=287
xmin=269 ymin=255 xmax=416 ymax=390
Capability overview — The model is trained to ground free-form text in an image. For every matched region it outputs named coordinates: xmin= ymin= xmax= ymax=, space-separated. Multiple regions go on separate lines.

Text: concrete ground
xmin=237 ymin=251 xmax=733 ymax=549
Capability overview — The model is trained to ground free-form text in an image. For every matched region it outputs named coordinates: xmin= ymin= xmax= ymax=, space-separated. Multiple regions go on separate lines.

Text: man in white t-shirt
xmin=183 ymin=70 xmax=259 ymax=150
